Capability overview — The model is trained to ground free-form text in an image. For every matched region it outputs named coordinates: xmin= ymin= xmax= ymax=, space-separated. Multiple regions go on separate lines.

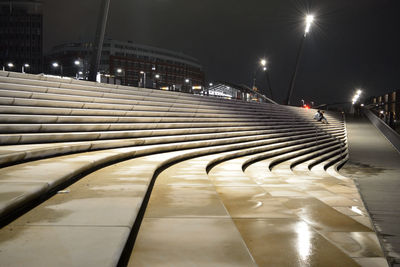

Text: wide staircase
xmin=0 ymin=71 xmax=387 ymax=266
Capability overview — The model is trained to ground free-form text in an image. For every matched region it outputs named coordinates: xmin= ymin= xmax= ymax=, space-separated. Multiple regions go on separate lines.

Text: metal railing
xmin=363 ymin=108 xmax=400 ymax=153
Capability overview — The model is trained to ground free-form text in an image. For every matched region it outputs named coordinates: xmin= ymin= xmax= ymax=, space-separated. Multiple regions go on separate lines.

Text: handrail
xmin=363 ymin=108 xmax=400 ymax=153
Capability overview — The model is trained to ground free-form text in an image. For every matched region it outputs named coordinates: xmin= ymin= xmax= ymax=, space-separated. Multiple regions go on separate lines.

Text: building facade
xmin=0 ymin=0 xmax=43 ymax=73
xmin=47 ymin=39 xmax=205 ymax=92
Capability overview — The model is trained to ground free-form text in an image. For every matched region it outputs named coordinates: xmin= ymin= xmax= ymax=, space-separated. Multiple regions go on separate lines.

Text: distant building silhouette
xmin=46 ymin=39 xmax=205 ymax=92
xmin=0 ymin=0 xmax=43 ymax=73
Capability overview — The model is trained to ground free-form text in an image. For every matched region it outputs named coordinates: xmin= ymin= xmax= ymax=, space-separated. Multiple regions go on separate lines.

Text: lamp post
xmin=252 ymin=59 xmax=274 ymax=100
xmin=52 ymin=62 xmax=63 ymax=76
xmin=185 ymin=78 xmax=191 ymax=93
xmin=154 ymin=74 xmax=160 ymax=89
xmin=285 ymin=14 xmax=314 ymax=105
xmin=74 ymin=60 xmax=81 ymax=79
xmin=89 ymin=0 xmax=111 ymax=82
xmin=260 ymin=59 xmax=274 ymax=100
xmin=140 ymin=71 xmax=146 ymax=88
xmin=7 ymin=62 xmax=14 ymax=71
xmin=22 ymin=63 xmax=29 ymax=73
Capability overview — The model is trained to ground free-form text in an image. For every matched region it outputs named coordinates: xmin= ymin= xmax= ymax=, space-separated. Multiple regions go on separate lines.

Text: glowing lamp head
xmin=117 ymin=68 xmax=122 ymax=73
xmin=7 ymin=63 xmax=14 ymax=68
xmin=260 ymin=59 xmax=267 ymax=67
xmin=52 ymin=62 xmax=59 ymax=68
xmin=305 ymin=15 xmax=314 ymax=34
xmin=155 ymin=74 xmax=160 ymax=79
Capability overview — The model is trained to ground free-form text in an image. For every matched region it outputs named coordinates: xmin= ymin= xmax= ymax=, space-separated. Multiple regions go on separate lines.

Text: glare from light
xmin=209 ymin=83 xmax=213 ymax=86
xmin=380 ymin=110 xmax=384 ymax=114
xmin=78 ymin=71 xmax=83 ymax=75
xmin=357 ymin=89 xmax=362 ymax=95
xmin=117 ymin=68 xmax=122 ymax=73
xmin=360 ymin=104 xmax=364 ymax=107
xmin=296 ymin=221 xmax=312 ymax=262
xmin=260 ymin=59 xmax=267 ymax=67
xmin=140 ymin=71 xmax=144 ymax=74
xmin=185 ymin=78 xmax=190 ymax=83
xmin=155 ymin=74 xmax=160 ymax=79
xmin=305 ymin=14 xmax=315 ymax=35
xmin=52 ymin=62 xmax=59 ymax=68
xmin=74 ymin=60 xmax=80 ymax=65
xmin=24 ymin=63 xmax=30 ymax=67
xmin=351 ymin=206 xmax=363 ymax=215
xmin=7 ymin=63 xmax=14 ymax=68
xmin=263 ymin=67 xmax=267 ymax=71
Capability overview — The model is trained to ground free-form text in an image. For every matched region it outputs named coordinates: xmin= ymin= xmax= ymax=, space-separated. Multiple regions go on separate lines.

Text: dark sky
xmin=43 ymin=0 xmax=399 ymax=105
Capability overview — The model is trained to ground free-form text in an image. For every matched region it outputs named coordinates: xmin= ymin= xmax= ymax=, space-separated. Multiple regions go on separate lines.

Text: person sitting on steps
xmin=320 ymin=111 xmax=328 ymax=124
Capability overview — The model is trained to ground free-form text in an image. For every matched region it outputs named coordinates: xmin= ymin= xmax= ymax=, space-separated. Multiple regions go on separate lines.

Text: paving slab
xmin=341 ymin=115 xmax=400 ymax=264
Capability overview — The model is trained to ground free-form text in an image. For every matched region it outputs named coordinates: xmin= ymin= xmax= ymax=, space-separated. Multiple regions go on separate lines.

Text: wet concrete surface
xmin=129 ymin=147 xmax=387 ymax=266
xmin=341 ymin=115 xmax=400 ymax=265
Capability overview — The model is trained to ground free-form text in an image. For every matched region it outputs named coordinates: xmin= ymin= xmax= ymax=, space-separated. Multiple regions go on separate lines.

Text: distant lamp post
xmin=253 ymin=58 xmax=273 ymax=100
xmin=140 ymin=71 xmax=146 ymax=88
xmin=22 ymin=63 xmax=29 ymax=73
xmin=74 ymin=60 xmax=81 ymax=79
xmin=154 ymin=74 xmax=161 ymax=89
xmin=52 ymin=62 xmax=63 ymax=76
xmin=285 ymin=14 xmax=315 ymax=105
xmin=7 ymin=62 xmax=14 ymax=70
xmin=352 ymin=89 xmax=362 ymax=105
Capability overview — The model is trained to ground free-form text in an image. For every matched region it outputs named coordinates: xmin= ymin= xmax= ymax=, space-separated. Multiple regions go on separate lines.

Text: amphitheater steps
xmin=0 ymin=71 xmax=387 ymax=266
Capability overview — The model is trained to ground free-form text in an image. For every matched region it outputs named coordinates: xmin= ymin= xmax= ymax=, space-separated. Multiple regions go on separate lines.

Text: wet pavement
xmin=129 ymin=143 xmax=388 ymax=266
xmin=341 ymin=115 xmax=400 ymax=266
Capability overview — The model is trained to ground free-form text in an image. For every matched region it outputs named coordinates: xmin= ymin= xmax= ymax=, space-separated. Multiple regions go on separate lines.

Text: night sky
xmin=43 ymin=0 xmax=399 ymax=105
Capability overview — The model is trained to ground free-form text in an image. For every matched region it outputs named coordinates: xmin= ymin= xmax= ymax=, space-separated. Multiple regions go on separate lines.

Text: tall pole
xmin=265 ymin=70 xmax=274 ymax=100
xmin=285 ymin=34 xmax=305 ymax=105
xmin=285 ymin=14 xmax=314 ymax=105
xmin=88 ymin=0 xmax=111 ymax=82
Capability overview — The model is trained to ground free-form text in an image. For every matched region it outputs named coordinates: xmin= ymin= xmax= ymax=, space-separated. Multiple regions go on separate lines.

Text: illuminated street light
xmin=74 ymin=60 xmax=81 ymax=66
xmin=117 ymin=68 xmax=123 ymax=74
xmin=305 ymin=15 xmax=314 ymax=35
xmin=52 ymin=62 xmax=63 ymax=76
xmin=140 ymin=71 xmax=146 ymax=88
xmin=285 ymin=14 xmax=316 ymax=105
xmin=22 ymin=63 xmax=29 ymax=73
xmin=155 ymin=74 xmax=160 ymax=79
xmin=185 ymin=78 xmax=190 ymax=83
xmin=252 ymin=58 xmax=274 ymax=100
xmin=7 ymin=62 xmax=14 ymax=68
xmin=352 ymin=89 xmax=362 ymax=104
xmin=209 ymin=83 xmax=213 ymax=87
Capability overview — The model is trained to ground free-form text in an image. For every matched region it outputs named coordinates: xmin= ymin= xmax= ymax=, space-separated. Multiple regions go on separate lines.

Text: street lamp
xmin=285 ymin=14 xmax=315 ymax=105
xmin=52 ymin=62 xmax=63 ymax=76
xmin=7 ymin=62 xmax=14 ymax=70
xmin=352 ymin=89 xmax=362 ymax=104
xmin=154 ymin=74 xmax=161 ymax=89
xmin=140 ymin=71 xmax=146 ymax=88
xmin=22 ymin=63 xmax=29 ymax=73
xmin=253 ymin=58 xmax=274 ymax=100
